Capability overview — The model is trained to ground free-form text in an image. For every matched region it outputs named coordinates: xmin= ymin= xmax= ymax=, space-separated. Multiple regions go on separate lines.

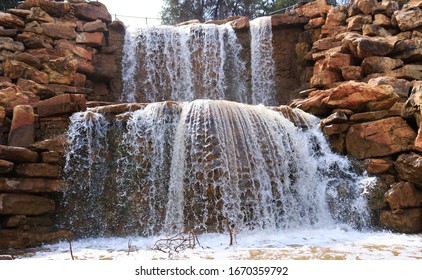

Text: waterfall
xmin=121 ymin=24 xmax=248 ymax=103
xmin=250 ymin=17 xmax=276 ymax=105
xmin=63 ymin=100 xmax=371 ymax=237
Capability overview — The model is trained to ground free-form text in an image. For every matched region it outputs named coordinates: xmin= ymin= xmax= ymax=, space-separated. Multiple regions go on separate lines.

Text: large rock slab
xmin=343 ymin=33 xmax=396 ymax=59
xmin=368 ymin=77 xmax=411 ymax=99
xmin=0 ymin=159 xmax=14 ymax=174
xmin=0 ymin=37 xmax=25 ymax=52
xmin=271 ymin=14 xmax=309 ymax=26
xmin=17 ymin=78 xmax=55 ymax=100
xmin=36 ymin=94 xmax=86 ymax=117
xmin=380 ymin=208 xmax=422 ymax=233
xmin=0 ymin=145 xmax=39 ymax=162
xmin=76 ymin=32 xmax=104 ymax=47
xmin=43 ymin=57 xmax=77 ymax=85
xmin=14 ymin=163 xmax=61 ymax=178
xmin=361 ymin=56 xmax=403 ymax=75
xmin=0 ymin=12 xmax=25 ymax=28
xmin=395 ymin=153 xmax=422 ymax=188
xmin=0 ymin=229 xmax=73 ymax=249
xmin=72 ymin=2 xmax=112 ymax=23
xmin=394 ymin=6 xmax=422 ymax=31
xmin=0 ymin=194 xmax=55 ymax=215
xmin=3 ymin=60 xmax=48 ymax=84
xmin=41 ymin=23 xmax=77 ymax=40
xmin=346 ymin=117 xmax=416 ymax=159
xmin=0 ymin=178 xmax=62 ymax=193
xmin=295 ymin=0 xmax=331 ymax=18
xmin=39 ymin=0 xmax=71 ymax=17
xmin=385 ymin=181 xmax=422 ymax=211
xmin=8 ymin=105 xmax=35 ymax=147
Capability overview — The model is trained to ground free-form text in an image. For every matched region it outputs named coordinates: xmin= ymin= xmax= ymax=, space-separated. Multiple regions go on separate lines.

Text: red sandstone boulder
xmin=380 ymin=208 xmax=422 ymax=233
xmin=0 ymin=194 xmax=55 ymax=215
xmin=395 ymin=153 xmax=422 ymax=188
xmin=361 ymin=56 xmax=404 ymax=75
xmin=3 ymin=60 xmax=48 ymax=84
xmin=310 ymin=69 xmax=341 ymax=88
xmin=14 ymin=163 xmax=61 ymax=178
xmin=12 ymin=53 xmax=42 ymax=70
xmin=346 ymin=14 xmax=372 ymax=31
xmin=27 ymin=7 xmax=54 ymax=23
xmin=83 ymin=19 xmax=107 ymax=32
xmin=346 ymin=117 xmax=416 ymax=159
xmin=39 ymin=0 xmax=71 ymax=17
xmin=394 ymin=6 xmax=422 ymax=31
xmin=325 ymin=5 xmax=347 ymax=26
xmin=0 ymin=159 xmax=14 ymax=174
xmin=41 ymin=23 xmax=77 ymax=40
xmin=43 ymin=57 xmax=77 ymax=85
xmin=8 ymin=105 xmax=35 ymax=147
xmin=342 ymin=33 xmax=396 ymax=59
xmin=0 ymin=145 xmax=39 ymax=162
xmin=385 ymin=181 xmax=422 ymax=211
xmin=36 ymin=94 xmax=86 ymax=117
xmin=0 ymin=178 xmax=63 ymax=193
xmin=0 ymin=12 xmax=25 ymax=28
xmin=72 ymin=2 xmax=112 ymax=23
xmin=368 ymin=77 xmax=411 ymax=99
xmin=323 ymin=81 xmax=399 ymax=112
xmin=17 ymin=78 xmax=55 ymax=100
xmin=76 ymin=32 xmax=104 ymax=47
xmin=364 ymin=158 xmax=394 ymax=174
xmin=296 ymin=0 xmax=331 ymax=19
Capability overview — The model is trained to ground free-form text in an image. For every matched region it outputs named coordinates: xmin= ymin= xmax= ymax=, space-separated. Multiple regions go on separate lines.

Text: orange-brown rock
xmin=416 ymin=124 xmax=422 ymax=152
xmin=373 ymin=13 xmax=391 ymax=27
xmin=231 ymin=16 xmax=249 ymax=30
xmin=388 ymin=64 xmax=422 ymax=80
xmin=312 ymin=38 xmax=342 ymax=52
xmin=41 ymin=23 xmax=77 ymax=40
xmin=290 ymin=90 xmax=330 ymax=116
xmin=346 ymin=117 xmax=416 ymax=159
xmin=271 ymin=14 xmax=309 ymax=26
xmin=296 ymin=0 xmax=331 ymax=19
xmin=27 ymin=48 xmax=65 ymax=64
xmin=395 ymin=152 xmax=422 ymax=188
xmin=0 ymin=145 xmax=39 ymax=162
xmin=306 ymin=17 xmax=325 ymax=28
xmin=393 ymin=38 xmax=422 ymax=62
xmin=0 ymin=86 xmax=40 ymax=112
xmin=12 ymin=53 xmax=42 ymax=70
xmin=325 ymin=52 xmax=354 ymax=72
xmin=0 ymin=159 xmax=14 ymax=174
xmin=3 ymin=60 xmax=48 ymax=84
xmin=39 ymin=0 xmax=71 ymax=17
xmin=362 ymin=24 xmax=391 ymax=37
xmin=73 ymin=73 xmax=86 ymax=87
xmin=348 ymin=0 xmax=377 ymax=16
xmin=364 ymin=158 xmax=394 ymax=174
xmin=0 ymin=194 xmax=55 ymax=215
xmin=368 ymin=77 xmax=411 ymax=99
xmin=322 ymin=123 xmax=350 ymax=154
xmin=43 ymin=57 xmax=77 ymax=85
xmin=342 ymin=33 xmax=396 ymax=59
xmin=16 ymin=31 xmax=53 ymax=49
xmin=14 ymin=163 xmax=61 ymax=178
xmin=17 ymin=78 xmax=54 ymax=100
xmin=24 ymin=20 xmax=44 ymax=35
xmin=347 ymin=14 xmax=372 ymax=31
xmin=36 ymin=94 xmax=86 ymax=117
xmin=325 ymin=5 xmax=347 ymax=26
xmin=349 ymin=110 xmax=390 ymax=122
xmin=76 ymin=32 xmax=104 ymax=47
xmin=44 ymin=84 xmax=93 ymax=95
xmin=385 ymin=181 xmax=422 ymax=211
xmin=323 ymin=81 xmax=399 ymax=112
xmin=56 ymin=40 xmax=93 ymax=62
xmin=91 ymin=54 xmax=116 ymax=80
xmin=8 ymin=105 xmax=34 ymax=147
xmin=0 ymin=229 xmax=73 ymax=249
xmin=0 ymin=12 xmax=25 ymax=28
xmin=41 ymin=151 xmax=62 ymax=164
xmin=310 ymin=69 xmax=342 ymax=88
xmin=394 ymin=6 xmax=422 ymax=31
xmin=73 ymin=2 xmax=112 ymax=23
xmin=83 ymin=19 xmax=107 ymax=32
xmin=361 ymin=56 xmax=403 ymax=75
xmin=0 ymin=178 xmax=62 ymax=193
xmin=0 ymin=37 xmax=25 ymax=52
xmin=29 ymin=134 xmax=67 ymax=153
xmin=341 ymin=66 xmax=362 ymax=80
xmin=27 ymin=7 xmax=54 ymax=23
xmin=380 ymin=208 xmax=422 ymax=233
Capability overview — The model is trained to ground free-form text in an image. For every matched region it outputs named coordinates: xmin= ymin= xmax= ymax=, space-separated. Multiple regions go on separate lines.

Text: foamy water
xmin=15 ymin=228 xmax=422 ymax=260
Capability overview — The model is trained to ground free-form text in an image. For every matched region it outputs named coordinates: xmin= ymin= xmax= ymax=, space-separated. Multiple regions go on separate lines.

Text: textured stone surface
xmin=0 ymin=229 xmax=73 ymax=249
xmin=36 ymin=94 xmax=86 ymax=117
xmin=0 ymin=178 xmax=62 ymax=193
xmin=364 ymin=158 xmax=393 ymax=174
xmin=0 ymin=145 xmax=39 ymax=163
xmin=343 ymin=33 xmax=396 ymax=59
xmin=43 ymin=57 xmax=77 ymax=85
xmin=0 ymin=194 xmax=55 ymax=215
xmin=14 ymin=163 xmax=61 ymax=178
xmin=0 ymin=159 xmax=14 ymax=174
xmin=8 ymin=105 xmax=35 ymax=147
xmin=3 ymin=60 xmax=48 ymax=84
xmin=76 ymin=32 xmax=104 ymax=47
xmin=395 ymin=153 xmax=422 ymax=188
xmin=394 ymin=6 xmax=422 ymax=31
xmin=0 ymin=12 xmax=25 ymax=28
xmin=296 ymin=0 xmax=331 ymax=18
xmin=41 ymin=23 xmax=77 ymax=40
xmin=380 ymin=208 xmax=422 ymax=233
xmin=385 ymin=181 xmax=422 ymax=211
xmin=346 ymin=117 xmax=416 ymax=159
xmin=361 ymin=56 xmax=403 ymax=75
xmin=73 ymin=2 xmax=112 ymax=22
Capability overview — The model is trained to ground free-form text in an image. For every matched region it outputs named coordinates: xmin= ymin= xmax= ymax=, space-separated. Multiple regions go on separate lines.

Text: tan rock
xmin=395 ymin=6 xmax=422 ymax=31
xmin=45 ymin=84 xmax=93 ymax=95
xmin=27 ymin=48 xmax=64 ymax=64
xmin=27 ymin=7 xmax=54 ymax=23
xmin=36 ymin=94 xmax=86 ymax=117
xmin=0 ymin=145 xmax=39 ymax=162
xmin=56 ymin=40 xmax=93 ymax=61
xmin=385 ymin=181 xmax=422 ymax=211
xmin=368 ymin=77 xmax=411 ymax=99
xmin=73 ymin=2 xmax=112 ymax=23
xmin=380 ymin=208 xmax=422 ymax=233
xmin=271 ymin=14 xmax=309 ymax=26
xmin=14 ymin=163 xmax=61 ymax=178
xmin=306 ymin=17 xmax=325 ymax=28
xmin=41 ymin=23 xmax=77 ymax=40
xmin=0 ymin=159 xmax=14 ymax=174
xmin=43 ymin=57 xmax=77 ymax=85
xmin=395 ymin=153 xmax=422 ymax=188
xmin=347 ymin=14 xmax=372 ymax=31
xmin=362 ymin=24 xmax=391 ymax=37
xmin=364 ymin=158 xmax=394 ymax=174
xmin=348 ymin=0 xmax=377 ymax=16
xmin=0 ymin=178 xmax=62 ymax=192
xmin=325 ymin=6 xmax=347 ymax=26
xmin=416 ymin=124 xmax=422 ymax=152
xmin=39 ymin=0 xmax=71 ymax=17
xmin=76 ymin=32 xmax=104 ymax=47
xmin=0 ymin=194 xmax=55 ymax=215
xmin=0 ymin=12 xmax=25 ymax=28
xmin=341 ymin=66 xmax=362 ymax=80
xmin=346 ymin=117 xmax=416 ymax=159
xmin=325 ymin=52 xmax=354 ymax=72
xmin=323 ymin=81 xmax=399 ymax=112
xmin=310 ymin=69 xmax=342 ymax=88
xmin=3 ymin=60 xmax=48 ymax=84
xmin=343 ymin=33 xmax=396 ymax=59
xmin=388 ymin=64 xmax=422 ymax=80
xmin=361 ymin=56 xmax=404 ymax=75
xmin=312 ymin=38 xmax=342 ymax=52
xmin=296 ymin=0 xmax=331 ymax=19
xmin=7 ymin=9 xmax=32 ymax=18
xmin=0 ymin=86 xmax=40 ymax=112
xmin=8 ymin=105 xmax=35 ymax=147
xmin=374 ymin=13 xmax=391 ymax=27
xmin=320 ymin=25 xmax=347 ymax=38
xmin=17 ymin=78 xmax=55 ymax=100
xmin=349 ymin=110 xmax=389 ymax=122
xmin=24 ymin=21 xmax=43 ymax=35
xmin=29 ymin=134 xmax=67 ymax=153
xmin=363 ymin=177 xmax=390 ymax=210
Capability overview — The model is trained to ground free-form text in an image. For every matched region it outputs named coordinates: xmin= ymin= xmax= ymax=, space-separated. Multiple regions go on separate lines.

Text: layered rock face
xmin=0 ymin=0 xmax=124 ymax=249
xmin=291 ymin=0 xmax=422 ymax=233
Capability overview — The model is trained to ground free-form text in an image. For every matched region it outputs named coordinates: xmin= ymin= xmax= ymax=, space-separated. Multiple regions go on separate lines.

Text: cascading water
xmin=62 ymin=100 xmax=371 ymax=238
xmin=121 ymin=24 xmax=248 ymax=103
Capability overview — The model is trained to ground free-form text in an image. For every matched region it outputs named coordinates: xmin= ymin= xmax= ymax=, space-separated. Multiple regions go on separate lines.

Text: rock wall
xmin=0 ymin=0 xmax=124 ymax=249
xmin=291 ymin=0 xmax=422 ymax=233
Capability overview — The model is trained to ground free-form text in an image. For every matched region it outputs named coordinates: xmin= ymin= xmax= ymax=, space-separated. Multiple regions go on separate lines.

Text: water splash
xmin=250 ymin=17 xmax=276 ymax=105
xmin=62 ymin=101 xmax=371 ymax=237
